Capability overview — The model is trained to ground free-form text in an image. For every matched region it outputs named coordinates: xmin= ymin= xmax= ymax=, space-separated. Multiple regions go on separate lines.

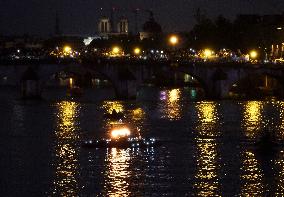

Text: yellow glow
xmin=276 ymin=102 xmax=284 ymax=140
xmin=134 ymin=47 xmax=141 ymax=55
xmin=169 ymin=35 xmax=178 ymax=45
xmin=69 ymin=78 xmax=73 ymax=88
xmin=249 ymin=50 xmax=258 ymax=59
xmin=203 ymin=49 xmax=213 ymax=58
xmin=52 ymin=101 xmax=80 ymax=196
xmin=242 ymin=101 xmax=263 ymax=139
xmin=195 ymin=139 xmax=220 ymax=196
xmin=132 ymin=108 xmax=144 ymax=121
xmin=103 ymin=101 xmax=124 ymax=114
xmin=196 ymin=102 xmax=219 ymax=137
xmin=194 ymin=102 xmax=220 ymax=196
xmin=105 ymin=148 xmax=131 ymax=196
xmin=64 ymin=46 xmax=72 ymax=53
xmin=240 ymin=150 xmax=264 ymax=196
xmin=159 ymin=89 xmax=182 ymax=120
xmin=275 ymin=150 xmax=284 ymax=194
xmin=112 ymin=46 xmax=120 ymax=54
xmin=111 ymin=127 xmax=131 ymax=139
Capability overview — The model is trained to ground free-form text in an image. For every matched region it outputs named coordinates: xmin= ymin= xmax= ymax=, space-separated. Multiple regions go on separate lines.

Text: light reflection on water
xmin=5 ymin=88 xmax=284 ymax=196
xmin=194 ymin=102 xmax=221 ymax=196
xmin=275 ymin=150 xmax=284 ymax=195
xmin=242 ymin=101 xmax=264 ymax=139
xmin=103 ymin=148 xmax=131 ymax=197
xmin=102 ymin=101 xmax=124 ymax=114
xmin=276 ymin=101 xmax=284 ymax=140
xmin=51 ymin=101 xmax=81 ymax=196
xmin=240 ymin=150 xmax=265 ymax=196
xmin=159 ymin=89 xmax=182 ymax=120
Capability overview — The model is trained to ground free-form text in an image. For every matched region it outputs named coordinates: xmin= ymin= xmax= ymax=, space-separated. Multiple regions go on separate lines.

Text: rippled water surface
xmin=1 ymin=87 xmax=284 ymax=196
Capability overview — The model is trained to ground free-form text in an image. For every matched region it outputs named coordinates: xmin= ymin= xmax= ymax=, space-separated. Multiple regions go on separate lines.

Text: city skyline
xmin=0 ymin=0 xmax=284 ymax=36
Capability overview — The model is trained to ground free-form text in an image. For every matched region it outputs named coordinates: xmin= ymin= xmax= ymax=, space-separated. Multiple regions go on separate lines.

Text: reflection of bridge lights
xmin=194 ymin=102 xmax=220 ymax=196
xmin=52 ymin=101 xmax=80 ymax=196
xmin=275 ymin=150 xmax=284 ymax=193
xmin=242 ymin=101 xmax=263 ymax=139
xmin=159 ymin=89 xmax=181 ymax=120
xmin=169 ymin=89 xmax=179 ymax=102
xmin=240 ymin=150 xmax=264 ymax=196
xmin=103 ymin=101 xmax=124 ymax=114
xmin=159 ymin=91 xmax=167 ymax=101
xmin=276 ymin=102 xmax=284 ymax=139
xmin=132 ymin=108 xmax=144 ymax=120
xmin=196 ymin=102 xmax=219 ymax=137
xmin=194 ymin=139 xmax=220 ymax=196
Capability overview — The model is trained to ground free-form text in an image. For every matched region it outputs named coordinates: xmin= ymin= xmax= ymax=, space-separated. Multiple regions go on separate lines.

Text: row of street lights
xmin=58 ymin=35 xmax=259 ymax=61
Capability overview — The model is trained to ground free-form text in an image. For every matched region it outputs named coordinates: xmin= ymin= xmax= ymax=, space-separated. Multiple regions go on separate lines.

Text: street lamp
xmin=204 ymin=49 xmax=212 ymax=58
xmin=169 ymin=35 xmax=179 ymax=46
xmin=64 ymin=45 xmax=72 ymax=53
xmin=134 ymin=47 xmax=141 ymax=55
xmin=249 ymin=50 xmax=258 ymax=59
xmin=112 ymin=46 xmax=120 ymax=54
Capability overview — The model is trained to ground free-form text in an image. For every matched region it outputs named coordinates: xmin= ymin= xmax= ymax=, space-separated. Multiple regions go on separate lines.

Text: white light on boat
xmin=111 ymin=127 xmax=131 ymax=139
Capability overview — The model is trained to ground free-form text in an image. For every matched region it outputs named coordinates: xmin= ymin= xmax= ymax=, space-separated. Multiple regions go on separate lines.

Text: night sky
xmin=0 ymin=0 xmax=283 ymax=36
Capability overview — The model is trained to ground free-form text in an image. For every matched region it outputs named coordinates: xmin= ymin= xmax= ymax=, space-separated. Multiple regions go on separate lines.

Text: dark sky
xmin=0 ymin=0 xmax=283 ymax=36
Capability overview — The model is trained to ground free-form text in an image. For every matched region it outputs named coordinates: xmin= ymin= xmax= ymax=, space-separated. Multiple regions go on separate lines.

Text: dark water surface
xmin=1 ymin=87 xmax=284 ymax=196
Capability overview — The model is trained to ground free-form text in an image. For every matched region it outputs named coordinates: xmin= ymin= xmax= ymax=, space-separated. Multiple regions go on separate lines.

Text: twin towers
xmin=98 ymin=17 xmax=129 ymax=35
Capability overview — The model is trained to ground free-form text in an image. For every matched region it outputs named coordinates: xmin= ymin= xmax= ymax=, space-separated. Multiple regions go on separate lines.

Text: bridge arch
xmin=229 ymin=72 xmax=284 ymax=98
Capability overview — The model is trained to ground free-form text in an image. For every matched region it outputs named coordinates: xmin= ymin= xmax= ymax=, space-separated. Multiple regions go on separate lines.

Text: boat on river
xmin=82 ymin=123 xmax=158 ymax=148
xmin=103 ymin=110 xmax=125 ymax=120
xmin=82 ymin=137 xmax=157 ymax=148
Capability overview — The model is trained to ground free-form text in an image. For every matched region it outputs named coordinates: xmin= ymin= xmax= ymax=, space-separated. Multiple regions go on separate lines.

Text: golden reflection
xmin=103 ymin=101 xmax=124 ymax=114
xmin=275 ymin=150 xmax=284 ymax=195
xmin=159 ymin=89 xmax=182 ymax=120
xmin=242 ymin=101 xmax=264 ymax=139
xmin=194 ymin=102 xmax=220 ymax=196
xmin=52 ymin=101 xmax=80 ymax=196
xmin=194 ymin=139 xmax=220 ymax=196
xmin=276 ymin=101 xmax=284 ymax=140
xmin=104 ymin=148 xmax=131 ymax=197
xmin=102 ymin=101 xmax=125 ymax=129
xmin=240 ymin=150 xmax=264 ymax=196
xmin=132 ymin=108 xmax=145 ymax=121
xmin=195 ymin=102 xmax=219 ymax=137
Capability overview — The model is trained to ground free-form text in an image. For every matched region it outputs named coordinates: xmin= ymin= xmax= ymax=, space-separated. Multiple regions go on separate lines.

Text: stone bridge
xmin=1 ymin=60 xmax=284 ymax=99
xmin=170 ymin=62 xmax=284 ymax=98
xmin=0 ymin=60 xmax=155 ymax=99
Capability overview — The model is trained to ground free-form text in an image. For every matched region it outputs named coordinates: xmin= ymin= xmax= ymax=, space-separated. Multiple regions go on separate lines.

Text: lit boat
xmin=82 ymin=123 xmax=158 ymax=148
xmin=82 ymin=137 xmax=157 ymax=148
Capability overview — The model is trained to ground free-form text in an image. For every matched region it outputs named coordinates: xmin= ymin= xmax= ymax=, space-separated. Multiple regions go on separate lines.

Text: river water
xmin=1 ymin=86 xmax=284 ymax=196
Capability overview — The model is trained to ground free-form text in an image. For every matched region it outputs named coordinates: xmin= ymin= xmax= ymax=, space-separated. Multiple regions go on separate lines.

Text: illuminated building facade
xmin=98 ymin=17 xmax=129 ymax=36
